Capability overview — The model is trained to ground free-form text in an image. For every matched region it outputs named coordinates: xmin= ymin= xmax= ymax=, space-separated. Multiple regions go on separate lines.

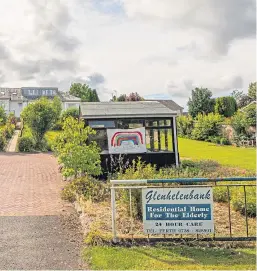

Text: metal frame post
xmin=172 ymin=116 xmax=179 ymax=167
xmin=111 ymin=187 xmax=117 ymax=243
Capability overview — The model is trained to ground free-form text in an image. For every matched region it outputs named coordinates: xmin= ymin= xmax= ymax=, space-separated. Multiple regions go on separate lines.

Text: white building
xmin=0 ymin=87 xmax=81 ymax=117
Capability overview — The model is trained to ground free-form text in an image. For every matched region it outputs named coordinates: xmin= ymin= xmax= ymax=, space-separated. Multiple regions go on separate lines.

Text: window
xmin=88 ymin=130 xmax=108 ymax=151
xmin=116 ymin=119 xmax=144 ymax=129
xmin=88 ymin=120 xmax=115 ymax=128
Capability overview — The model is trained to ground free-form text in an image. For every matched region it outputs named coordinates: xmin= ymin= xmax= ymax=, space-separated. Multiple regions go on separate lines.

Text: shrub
xmin=231 ymin=111 xmax=250 ymax=137
xmin=192 ymin=113 xmax=224 ymax=141
xmin=7 ymin=112 xmax=17 ymax=126
xmin=220 ymin=137 xmax=230 ymax=145
xmin=0 ymin=132 xmax=6 ymax=151
xmin=61 ymin=107 xmax=79 ymax=121
xmin=2 ymin=123 xmax=15 ymax=139
xmin=243 ymin=103 xmax=256 ymax=127
xmin=61 ymin=176 xmax=109 ymax=203
xmin=214 ymin=96 xmax=237 ymax=117
xmin=177 ymin=115 xmax=194 ymax=138
xmin=0 ymin=106 xmax=6 ymax=125
xmin=54 ymin=117 xmax=101 ymax=178
xmin=17 ymin=136 xmax=35 ymax=152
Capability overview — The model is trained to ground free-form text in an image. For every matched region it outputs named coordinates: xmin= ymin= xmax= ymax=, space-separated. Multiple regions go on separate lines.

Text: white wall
xmin=10 ymin=101 xmax=24 ymax=117
xmin=63 ymin=102 xmax=80 ymax=110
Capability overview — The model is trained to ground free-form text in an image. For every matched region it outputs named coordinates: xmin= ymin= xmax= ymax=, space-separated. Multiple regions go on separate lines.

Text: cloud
xmin=87 ymin=72 xmax=106 ymax=87
xmin=121 ymin=0 xmax=256 ymax=54
xmin=0 ymin=0 xmax=255 ymax=107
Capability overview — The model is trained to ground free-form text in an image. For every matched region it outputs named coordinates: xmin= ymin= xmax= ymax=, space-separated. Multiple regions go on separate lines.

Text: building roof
xmin=145 ymin=99 xmax=183 ymax=111
xmin=58 ymin=91 xmax=81 ymax=102
xmin=0 ymin=88 xmax=23 ymax=101
xmin=80 ymin=101 xmax=178 ymax=119
xmin=0 ymin=87 xmax=81 ymax=102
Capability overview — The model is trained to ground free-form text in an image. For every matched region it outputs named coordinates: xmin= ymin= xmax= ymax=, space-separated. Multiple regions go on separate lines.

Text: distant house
xmin=0 ymin=87 xmax=81 ymax=117
xmin=145 ymin=99 xmax=184 ymax=115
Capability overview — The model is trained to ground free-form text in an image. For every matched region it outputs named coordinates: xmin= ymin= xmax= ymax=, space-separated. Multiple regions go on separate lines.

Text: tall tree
xmin=248 ymin=82 xmax=256 ymax=100
xmin=69 ymin=83 xmax=100 ymax=102
xmin=214 ymin=96 xmax=237 ymax=117
xmin=187 ymin=87 xmax=214 ymax=118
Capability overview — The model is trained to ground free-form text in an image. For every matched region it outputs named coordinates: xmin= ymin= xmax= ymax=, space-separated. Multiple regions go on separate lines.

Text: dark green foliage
xmin=191 ymin=113 xmax=224 ymax=141
xmin=111 ymin=92 xmax=144 ymax=102
xmin=7 ymin=112 xmax=17 ymax=126
xmin=0 ymin=106 xmax=6 ymax=124
xmin=214 ymin=96 xmax=237 ymax=117
xmin=21 ymin=97 xmax=57 ymax=148
xmin=177 ymin=115 xmax=194 ymax=138
xmin=187 ymin=87 xmax=214 ymax=117
xmin=248 ymin=82 xmax=256 ymax=100
xmin=61 ymin=107 xmax=79 ymax=121
xmin=231 ymin=111 xmax=250 ymax=137
xmin=0 ymin=131 xmax=6 ymax=151
xmin=17 ymin=136 xmax=35 ymax=152
xmin=69 ymin=83 xmax=100 ymax=102
xmin=1 ymin=123 xmax=15 ymax=139
xmin=244 ymin=103 xmax=256 ymax=126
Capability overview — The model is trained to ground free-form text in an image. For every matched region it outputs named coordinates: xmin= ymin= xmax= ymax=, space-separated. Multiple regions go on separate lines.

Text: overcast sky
xmin=0 ymin=0 xmax=255 ymax=107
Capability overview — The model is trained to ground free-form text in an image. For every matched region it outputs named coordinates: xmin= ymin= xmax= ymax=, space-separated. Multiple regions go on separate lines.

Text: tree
xmin=52 ymin=96 xmax=62 ymax=123
xmin=21 ymin=97 xmax=56 ymax=148
xmin=191 ymin=113 xmax=224 ymax=141
xmin=214 ymin=96 xmax=237 ymax=117
xmin=69 ymin=83 xmax=100 ymax=102
xmin=0 ymin=106 xmax=6 ymax=125
xmin=110 ymin=92 xmax=144 ymax=102
xmin=231 ymin=111 xmax=250 ymax=137
xmin=243 ymin=103 xmax=256 ymax=126
xmin=248 ymin=82 xmax=256 ymax=100
xmin=54 ymin=117 xmax=101 ymax=177
xmin=231 ymin=89 xmax=252 ymax=108
xmin=61 ymin=107 xmax=80 ymax=121
xmin=187 ymin=87 xmax=214 ymax=117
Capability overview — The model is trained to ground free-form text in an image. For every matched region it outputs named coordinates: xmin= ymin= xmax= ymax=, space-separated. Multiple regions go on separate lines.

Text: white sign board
xmin=107 ymin=128 xmax=147 ymax=154
xmin=142 ymin=187 xmax=214 ymax=234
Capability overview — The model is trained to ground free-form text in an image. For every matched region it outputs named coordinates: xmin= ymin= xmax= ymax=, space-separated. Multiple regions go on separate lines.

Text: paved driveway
xmin=0 ymin=153 xmax=84 ymax=269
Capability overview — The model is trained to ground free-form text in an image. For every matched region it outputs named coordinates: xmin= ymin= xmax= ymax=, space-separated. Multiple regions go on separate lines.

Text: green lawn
xmin=178 ymin=137 xmax=256 ymax=171
xmin=83 ymin=246 xmax=256 ymax=270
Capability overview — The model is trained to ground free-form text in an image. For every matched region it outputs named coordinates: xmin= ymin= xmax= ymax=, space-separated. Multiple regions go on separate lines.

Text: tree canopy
xmin=69 ymin=83 xmax=100 ymax=102
xmin=187 ymin=87 xmax=214 ymax=117
xmin=248 ymin=82 xmax=256 ymax=100
xmin=21 ymin=97 xmax=59 ymax=147
xmin=214 ymin=96 xmax=237 ymax=117
xmin=111 ymin=92 xmax=144 ymax=102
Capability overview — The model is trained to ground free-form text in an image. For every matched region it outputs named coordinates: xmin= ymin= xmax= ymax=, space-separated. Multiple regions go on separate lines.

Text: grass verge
xmin=178 ymin=137 xmax=256 ymax=171
xmin=83 ymin=245 xmax=256 ymax=270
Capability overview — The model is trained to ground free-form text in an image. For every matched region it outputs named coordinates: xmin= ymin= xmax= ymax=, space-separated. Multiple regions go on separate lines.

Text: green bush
xmin=17 ymin=136 xmax=35 ymax=152
xmin=231 ymin=111 xmax=250 ymax=137
xmin=0 ymin=132 xmax=6 ymax=151
xmin=220 ymin=137 xmax=230 ymax=145
xmin=61 ymin=176 xmax=109 ymax=203
xmin=61 ymin=107 xmax=79 ymax=121
xmin=192 ymin=113 xmax=224 ymax=141
xmin=0 ymin=106 xmax=7 ymax=125
xmin=244 ymin=103 xmax=256 ymax=127
xmin=214 ymin=96 xmax=237 ymax=117
xmin=1 ymin=123 xmax=15 ymax=139
xmin=7 ymin=112 xmax=17 ymax=126
xmin=177 ymin=115 xmax=194 ymax=138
